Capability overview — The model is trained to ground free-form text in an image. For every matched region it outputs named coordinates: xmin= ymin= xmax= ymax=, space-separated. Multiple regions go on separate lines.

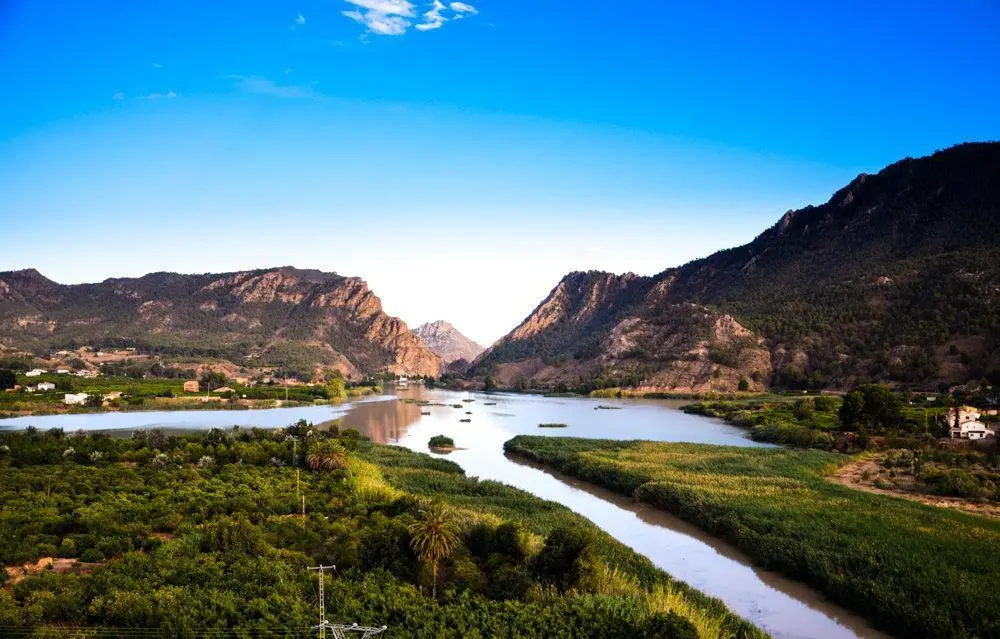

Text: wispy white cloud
xmin=151 ymin=62 xmax=163 ymax=69
xmin=415 ymin=0 xmax=447 ymax=30
xmin=229 ymin=75 xmax=320 ymax=100
xmin=283 ymin=67 xmax=294 ymax=75
xmin=295 ymin=12 xmax=306 ymax=25
xmin=343 ymin=9 xmax=410 ymax=35
xmin=141 ymin=91 xmax=177 ymax=100
xmin=342 ymin=0 xmax=475 ymax=35
xmin=112 ymin=92 xmax=125 ymax=100
xmin=345 ymin=0 xmax=415 ymax=16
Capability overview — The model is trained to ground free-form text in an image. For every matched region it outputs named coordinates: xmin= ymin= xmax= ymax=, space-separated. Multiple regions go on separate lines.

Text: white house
xmin=56 ymin=369 xmax=70 ymax=374
xmin=946 ymin=406 xmax=996 ymax=440
xmin=25 ymin=369 xmax=47 ymax=377
xmin=63 ymin=393 xmax=89 ymax=406
xmin=36 ymin=382 xmax=56 ymax=391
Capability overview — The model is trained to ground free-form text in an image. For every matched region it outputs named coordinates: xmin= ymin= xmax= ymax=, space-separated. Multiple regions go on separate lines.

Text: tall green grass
xmin=505 ymin=435 xmax=1000 ymax=639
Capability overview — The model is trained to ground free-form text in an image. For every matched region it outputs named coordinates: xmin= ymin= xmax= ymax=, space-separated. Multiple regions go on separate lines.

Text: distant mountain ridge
xmin=412 ymin=320 xmax=484 ymax=364
xmin=473 ymin=142 xmax=1000 ymax=391
xmin=0 ymin=266 xmax=441 ymax=379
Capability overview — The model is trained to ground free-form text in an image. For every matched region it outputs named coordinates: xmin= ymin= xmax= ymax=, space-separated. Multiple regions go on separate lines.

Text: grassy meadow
xmin=504 ymin=435 xmax=1000 ymax=639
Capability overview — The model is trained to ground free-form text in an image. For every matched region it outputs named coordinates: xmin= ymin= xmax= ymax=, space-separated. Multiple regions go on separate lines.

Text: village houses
xmin=63 ymin=393 xmax=89 ymax=406
xmin=945 ymin=406 xmax=996 ymax=440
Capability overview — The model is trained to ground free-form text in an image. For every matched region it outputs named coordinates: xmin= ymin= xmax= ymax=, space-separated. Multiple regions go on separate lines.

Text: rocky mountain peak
xmin=413 ymin=321 xmax=483 ymax=364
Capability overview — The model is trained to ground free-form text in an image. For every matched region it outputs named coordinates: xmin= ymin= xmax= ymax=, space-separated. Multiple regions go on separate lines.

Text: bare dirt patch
xmin=831 ymin=459 xmax=1000 ymax=519
xmin=3 ymin=556 xmax=104 ymax=587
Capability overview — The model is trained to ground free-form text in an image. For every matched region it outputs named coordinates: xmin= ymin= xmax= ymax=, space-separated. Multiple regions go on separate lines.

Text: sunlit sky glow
xmin=1 ymin=1 xmax=998 ymax=344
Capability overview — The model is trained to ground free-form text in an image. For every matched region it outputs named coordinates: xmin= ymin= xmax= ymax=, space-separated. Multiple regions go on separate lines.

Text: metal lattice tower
xmin=308 ymin=565 xmax=387 ymax=638
xmin=320 ymin=622 xmax=388 ymax=638
xmin=308 ymin=565 xmax=336 ymax=638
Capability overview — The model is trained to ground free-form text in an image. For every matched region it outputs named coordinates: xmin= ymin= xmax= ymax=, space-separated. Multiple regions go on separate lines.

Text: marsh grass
xmin=505 ymin=435 xmax=1000 ymax=638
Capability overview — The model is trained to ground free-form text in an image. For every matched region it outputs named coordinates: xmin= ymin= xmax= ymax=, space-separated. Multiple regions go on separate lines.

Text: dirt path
xmin=831 ymin=459 xmax=1000 ymax=520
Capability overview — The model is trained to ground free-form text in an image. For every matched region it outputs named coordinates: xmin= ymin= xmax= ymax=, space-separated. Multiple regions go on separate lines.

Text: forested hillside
xmin=474 ymin=142 xmax=1000 ymax=391
xmin=0 ymin=267 xmax=440 ymax=379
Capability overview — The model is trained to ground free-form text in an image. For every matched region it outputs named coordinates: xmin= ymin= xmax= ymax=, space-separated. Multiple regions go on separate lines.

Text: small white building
xmin=56 ymin=369 xmax=70 ymax=374
xmin=63 ymin=393 xmax=89 ymax=406
xmin=36 ymin=382 xmax=56 ymax=391
xmin=946 ymin=406 xmax=996 ymax=440
xmin=25 ymin=369 xmax=47 ymax=377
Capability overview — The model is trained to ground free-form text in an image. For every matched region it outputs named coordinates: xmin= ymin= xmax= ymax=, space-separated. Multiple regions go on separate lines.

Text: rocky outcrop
xmin=0 ymin=266 xmax=440 ymax=379
xmin=472 ymin=143 xmax=1000 ymax=390
xmin=413 ymin=320 xmax=484 ymax=364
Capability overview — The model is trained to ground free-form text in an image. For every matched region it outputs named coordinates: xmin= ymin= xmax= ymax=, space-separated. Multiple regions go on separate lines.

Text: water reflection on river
xmin=340 ymin=387 xmax=883 ymax=639
xmin=1 ymin=386 xmax=885 ymax=639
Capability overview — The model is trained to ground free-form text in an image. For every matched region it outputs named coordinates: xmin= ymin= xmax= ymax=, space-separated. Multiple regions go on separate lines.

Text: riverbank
xmin=0 ymin=382 xmax=381 ymax=420
xmin=504 ymin=435 xmax=1000 ymax=639
xmin=0 ymin=426 xmax=761 ymax=638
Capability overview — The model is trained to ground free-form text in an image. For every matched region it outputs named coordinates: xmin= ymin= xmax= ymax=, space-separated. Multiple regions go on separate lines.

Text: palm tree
xmin=408 ymin=500 xmax=460 ymax=599
xmin=305 ymin=439 xmax=348 ymax=471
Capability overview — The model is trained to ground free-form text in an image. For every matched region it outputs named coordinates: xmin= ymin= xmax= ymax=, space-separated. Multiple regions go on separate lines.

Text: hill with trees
xmin=0 ymin=267 xmax=441 ymax=380
xmin=473 ymin=142 xmax=1000 ymax=391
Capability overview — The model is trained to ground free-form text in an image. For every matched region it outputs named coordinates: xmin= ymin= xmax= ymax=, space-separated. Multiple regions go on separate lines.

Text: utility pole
xmin=287 ymin=435 xmax=301 ymax=502
xmin=308 ymin=565 xmax=336 ymax=639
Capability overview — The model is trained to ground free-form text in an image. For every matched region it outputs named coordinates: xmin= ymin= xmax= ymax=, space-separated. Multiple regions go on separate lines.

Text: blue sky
xmin=1 ymin=1 xmax=999 ymax=344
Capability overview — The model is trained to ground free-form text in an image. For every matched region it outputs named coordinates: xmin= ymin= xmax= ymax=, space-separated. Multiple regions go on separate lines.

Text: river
xmin=0 ymin=387 xmax=885 ymax=639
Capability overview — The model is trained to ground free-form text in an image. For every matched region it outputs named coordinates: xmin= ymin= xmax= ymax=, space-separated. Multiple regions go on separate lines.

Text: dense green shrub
xmin=0 ymin=427 xmax=756 ymax=638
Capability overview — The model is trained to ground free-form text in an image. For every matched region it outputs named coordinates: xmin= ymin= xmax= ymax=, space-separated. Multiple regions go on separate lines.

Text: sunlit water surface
xmin=1 ymin=387 xmax=886 ymax=639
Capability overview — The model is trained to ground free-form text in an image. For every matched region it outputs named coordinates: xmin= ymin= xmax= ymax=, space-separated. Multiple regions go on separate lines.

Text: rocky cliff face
xmin=412 ymin=321 xmax=484 ymax=364
xmin=473 ymin=142 xmax=1000 ymax=390
xmin=477 ymin=271 xmax=769 ymax=392
xmin=0 ymin=266 xmax=440 ymax=379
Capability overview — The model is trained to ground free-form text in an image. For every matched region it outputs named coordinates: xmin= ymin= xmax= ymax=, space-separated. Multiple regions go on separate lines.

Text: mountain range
xmin=472 ymin=142 xmax=1000 ymax=391
xmin=2 ymin=143 xmax=997 ymax=391
xmin=412 ymin=320 xmax=484 ymax=365
xmin=0 ymin=267 xmax=440 ymax=379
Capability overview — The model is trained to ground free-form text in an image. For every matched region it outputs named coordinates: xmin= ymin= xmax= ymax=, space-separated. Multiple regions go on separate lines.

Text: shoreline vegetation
xmin=428 ymin=434 xmax=456 ymax=452
xmin=503 ymin=435 xmax=1000 ymax=639
xmin=0 ymin=424 xmax=762 ymax=638
xmin=0 ymin=372 xmax=382 ymax=420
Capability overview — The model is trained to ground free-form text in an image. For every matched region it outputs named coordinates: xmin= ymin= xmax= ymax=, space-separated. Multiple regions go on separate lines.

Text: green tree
xmin=408 ymin=500 xmax=460 ymax=599
xmin=839 ymin=383 xmax=904 ymax=434
xmin=533 ymin=526 xmax=596 ymax=592
xmin=0 ymin=369 xmax=15 ymax=390
xmin=198 ymin=371 xmax=227 ymax=392
xmin=306 ymin=439 xmax=348 ymax=471
xmin=326 ymin=369 xmax=346 ymax=401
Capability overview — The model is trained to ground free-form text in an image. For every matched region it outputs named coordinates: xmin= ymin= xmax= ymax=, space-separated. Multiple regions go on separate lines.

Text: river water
xmin=1 ymin=387 xmax=885 ymax=639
